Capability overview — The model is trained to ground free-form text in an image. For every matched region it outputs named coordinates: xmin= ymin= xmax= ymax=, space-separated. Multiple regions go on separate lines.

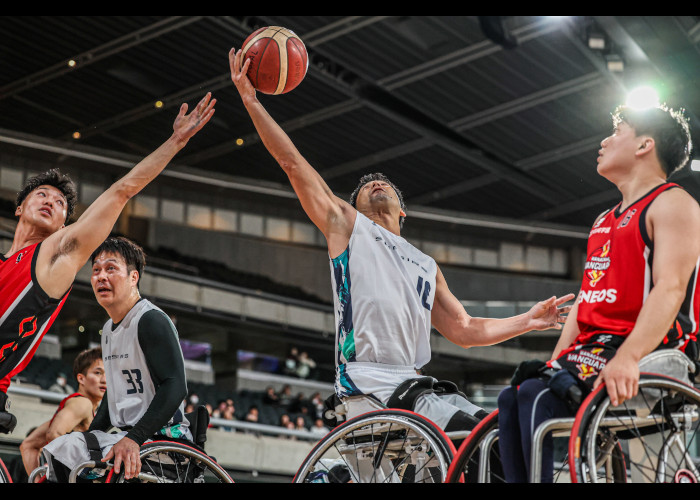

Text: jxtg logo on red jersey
xmin=584 ymin=240 xmax=611 ymax=287
xmin=578 ymin=288 xmax=618 ymax=304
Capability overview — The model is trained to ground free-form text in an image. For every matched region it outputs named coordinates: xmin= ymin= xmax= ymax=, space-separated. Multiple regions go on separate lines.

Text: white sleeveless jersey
xmin=101 ymin=299 xmax=187 ymax=431
xmin=330 ymin=212 xmax=437 ymax=396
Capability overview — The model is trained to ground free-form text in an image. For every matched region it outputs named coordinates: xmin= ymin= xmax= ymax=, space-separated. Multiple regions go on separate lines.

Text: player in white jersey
xmin=42 ymin=237 xmax=190 ymax=482
xmin=230 ymin=48 xmax=573 ymax=432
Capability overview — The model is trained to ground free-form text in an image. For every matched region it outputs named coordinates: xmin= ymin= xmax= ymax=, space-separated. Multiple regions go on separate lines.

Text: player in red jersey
xmin=19 ymin=347 xmax=105 ymax=477
xmin=0 ymin=92 xmax=216 ymax=435
xmin=497 ymin=103 xmax=700 ymax=482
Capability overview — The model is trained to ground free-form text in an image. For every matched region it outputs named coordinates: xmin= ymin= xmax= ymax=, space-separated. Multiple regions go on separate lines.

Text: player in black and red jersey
xmin=0 ymin=92 xmax=215 ymax=435
xmin=19 ymin=347 xmax=104 ymax=477
xmin=497 ymin=103 xmax=700 ymax=482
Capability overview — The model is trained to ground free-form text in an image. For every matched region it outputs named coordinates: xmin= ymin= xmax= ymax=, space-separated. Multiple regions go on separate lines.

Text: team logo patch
xmin=585 ymin=240 xmax=611 ymax=287
xmin=565 ymin=348 xmax=609 ymax=381
xmin=617 ymin=208 xmax=637 ymax=229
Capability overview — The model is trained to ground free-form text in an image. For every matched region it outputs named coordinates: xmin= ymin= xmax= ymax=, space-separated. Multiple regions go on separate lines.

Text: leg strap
xmin=386 ymin=376 xmax=436 ymax=411
xmin=82 ymin=431 xmax=108 ymax=469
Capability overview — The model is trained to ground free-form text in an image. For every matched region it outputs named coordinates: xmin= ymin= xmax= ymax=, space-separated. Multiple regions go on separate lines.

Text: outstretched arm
xmin=431 ymin=266 xmax=574 ymax=348
xmin=229 ymin=48 xmax=354 ymax=256
xmin=36 ymin=93 xmax=216 ymax=299
xmin=551 ymin=297 xmax=581 ymax=359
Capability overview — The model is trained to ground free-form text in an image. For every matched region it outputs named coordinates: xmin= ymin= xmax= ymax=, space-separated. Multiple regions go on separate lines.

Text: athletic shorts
xmin=337 ymin=362 xmax=483 ymax=429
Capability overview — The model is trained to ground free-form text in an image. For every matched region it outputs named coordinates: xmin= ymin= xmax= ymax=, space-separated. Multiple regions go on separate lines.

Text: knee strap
xmin=82 ymin=432 xmax=108 ymax=469
xmin=386 ymin=377 xmax=436 ymax=411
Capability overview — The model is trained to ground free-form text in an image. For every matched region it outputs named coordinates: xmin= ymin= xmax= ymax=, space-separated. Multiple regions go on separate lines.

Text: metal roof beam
xmin=0 ymin=17 xmax=204 ymax=100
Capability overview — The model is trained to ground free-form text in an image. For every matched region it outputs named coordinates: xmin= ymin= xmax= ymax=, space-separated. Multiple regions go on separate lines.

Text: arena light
xmin=588 ymin=32 xmax=606 ymax=50
xmin=606 ymin=54 xmax=625 ymax=73
xmin=625 ymin=86 xmax=659 ymax=110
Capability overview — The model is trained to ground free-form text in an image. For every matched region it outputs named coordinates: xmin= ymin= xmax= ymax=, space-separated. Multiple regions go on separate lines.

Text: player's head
xmin=72 ymin=347 xmax=105 ymax=402
xmin=90 ymin=236 xmax=146 ymax=310
xmin=14 ymin=168 xmax=77 ymax=229
xmin=609 ymin=104 xmax=692 ymax=178
xmin=350 ymin=173 xmax=406 ymax=228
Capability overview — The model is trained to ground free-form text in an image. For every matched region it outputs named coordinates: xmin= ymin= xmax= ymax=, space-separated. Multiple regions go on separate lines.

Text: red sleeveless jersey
xmin=0 ymin=242 xmax=71 ymax=392
xmin=574 ymin=183 xmax=700 ymax=351
xmin=49 ymin=392 xmax=87 ymax=426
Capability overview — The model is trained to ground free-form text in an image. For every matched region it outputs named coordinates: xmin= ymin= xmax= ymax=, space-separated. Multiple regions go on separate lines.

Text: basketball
xmin=240 ymin=26 xmax=308 ymax=95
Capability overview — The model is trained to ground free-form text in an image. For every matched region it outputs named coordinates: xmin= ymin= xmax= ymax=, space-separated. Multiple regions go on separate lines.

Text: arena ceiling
xmin=1 ymin=16 xmax=700 ymax=233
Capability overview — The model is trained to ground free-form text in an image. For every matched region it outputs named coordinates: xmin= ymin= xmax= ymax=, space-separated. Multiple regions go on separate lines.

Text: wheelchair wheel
xmin=445 ymin=409 xmax=503 ymax=483
xmin=106 ymin=440 xmax=233 ymax=483
xmin=293 ymin=410 xmax=455 ymax=483
xmin=0 ymin=458 xmax=11 ymax=483
xmin=28 ymin=464 xmax=47 ymax=483
xmin=570 ymin=374 xmax=700 ymax=483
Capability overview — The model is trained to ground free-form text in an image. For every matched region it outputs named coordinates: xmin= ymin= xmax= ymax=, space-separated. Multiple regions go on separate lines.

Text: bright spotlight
xmin=626 ymin=86 xmax=659 ymax=110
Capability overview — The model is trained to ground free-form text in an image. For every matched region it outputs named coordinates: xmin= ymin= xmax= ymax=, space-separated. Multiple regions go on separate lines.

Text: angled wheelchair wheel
xmin=0 ymin=458 xmax=11 ymax=483
xmin=293 ymin=410 xmax=455 ymax=483
xmin=570 ymin=373 xmax=700 ymax=483
xmin=106 ymin=440 xmax=233 ymax=483
xmin=445 ymin=409 xmax=503 ymax=483
xmin=28 ymin=464 xmax=47 ymax=483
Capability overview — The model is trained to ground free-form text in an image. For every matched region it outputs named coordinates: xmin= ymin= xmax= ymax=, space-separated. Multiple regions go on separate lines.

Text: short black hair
xmin=612 ymin=104 xmax=692 ymax=177
xmin=349 ymin=173 xmax=406 ymax=228
xmin=72 ymin=347 xmax=102 ymax=381
xmin=91 ymin=236 xmax=146 ymax=288
xmin=16 ymin=168 xmax=77 ymax=221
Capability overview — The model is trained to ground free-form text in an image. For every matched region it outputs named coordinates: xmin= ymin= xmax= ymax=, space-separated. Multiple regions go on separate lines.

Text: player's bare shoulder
xmin=654 ymin=186 xmax=700 ymax=219
xmin=648 ymin=186 xmax=700 ymax=243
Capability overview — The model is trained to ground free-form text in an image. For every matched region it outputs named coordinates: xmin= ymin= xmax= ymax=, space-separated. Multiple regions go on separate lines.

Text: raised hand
xmin=172 ymin=92 xmax=216 ymax=145
xmin=527 ymin=294 xmax=575 ymax=331
xmin=229 ymin=47 xmax=256 ymax=100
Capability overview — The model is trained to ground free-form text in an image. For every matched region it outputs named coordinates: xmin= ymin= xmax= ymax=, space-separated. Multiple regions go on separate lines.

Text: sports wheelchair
xmin=30 ymin=405 xmax=233 ymax=483
xmin=444 ymin=349 xmax=700 ymax=483
xmin=293 ymin=386 xmax=471 ymax=483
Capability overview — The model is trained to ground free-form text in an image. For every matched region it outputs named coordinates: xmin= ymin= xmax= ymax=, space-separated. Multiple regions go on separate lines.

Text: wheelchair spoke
xmin=580 ymin=377 xmax=700 ymax=483
xmin=295 ymin=411 xmax=453 ymax=483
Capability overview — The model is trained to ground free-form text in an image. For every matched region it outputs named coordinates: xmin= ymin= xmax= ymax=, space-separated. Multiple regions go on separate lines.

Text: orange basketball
xmin=240 ymin=26 xmax=308 ymax=95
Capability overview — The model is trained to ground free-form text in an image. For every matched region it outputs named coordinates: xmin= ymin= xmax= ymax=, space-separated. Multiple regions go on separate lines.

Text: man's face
xmin=597 ymin=122 xmax=644 ymax=176
xmin=77 ymin=359 xmax=106 ymax=401
xmin=91 ymin=251 xmax=138 ymax=310
xmin=16 ymin=185 xmax=68 ymax=232
xmin=354 ymin=179 xmax=406 ymax=219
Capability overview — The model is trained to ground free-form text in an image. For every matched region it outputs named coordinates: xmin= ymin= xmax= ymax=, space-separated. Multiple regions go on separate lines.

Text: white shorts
xmin=337 ymin=362 xmax=483 ymax=430
xmin=42 ymin=430 xmax=133 ymax=481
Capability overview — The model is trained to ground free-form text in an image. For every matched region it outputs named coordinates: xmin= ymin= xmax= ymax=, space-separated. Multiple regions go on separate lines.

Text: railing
xmin=6 ymin=384 xmax=323 ymax=442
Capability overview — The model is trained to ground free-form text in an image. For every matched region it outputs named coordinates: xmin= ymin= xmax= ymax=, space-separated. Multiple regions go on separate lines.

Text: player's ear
xmin=131 ymin=270 xmax=140 ymax=287
xmin=636 ymin=136 xmax=655 ymax=156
